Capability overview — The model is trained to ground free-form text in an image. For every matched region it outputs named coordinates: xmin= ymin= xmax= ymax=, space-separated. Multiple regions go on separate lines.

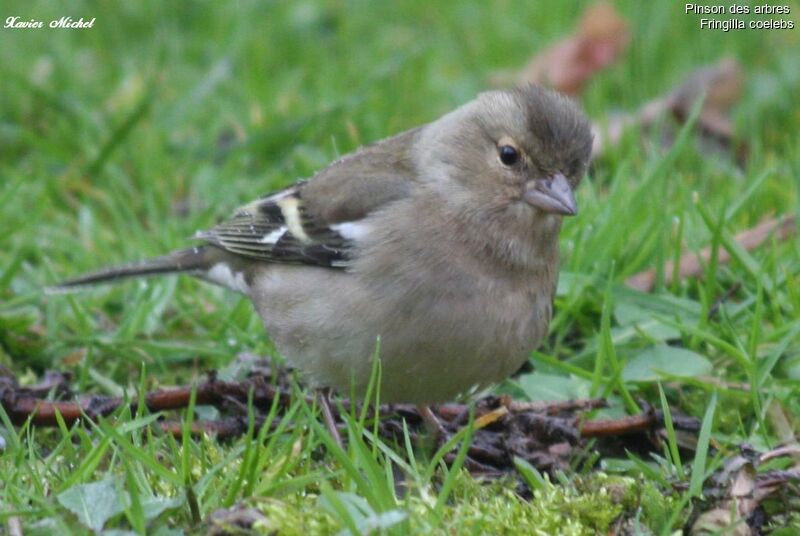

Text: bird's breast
xmin=250 ymin=249 xmax=557 ymax=403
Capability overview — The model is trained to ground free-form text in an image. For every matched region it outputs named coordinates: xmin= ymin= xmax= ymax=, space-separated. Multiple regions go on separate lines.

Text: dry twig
xmin=0 ymin=365 xmax=701 ymax=476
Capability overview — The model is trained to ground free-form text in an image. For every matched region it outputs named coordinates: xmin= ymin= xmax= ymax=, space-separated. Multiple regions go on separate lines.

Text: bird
xmin=51 ymin=85 xmax=593 ymax=443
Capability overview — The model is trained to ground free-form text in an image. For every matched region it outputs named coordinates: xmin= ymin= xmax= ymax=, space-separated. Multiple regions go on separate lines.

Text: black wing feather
xmin=195 ymin=186 xmax=353 ymax=268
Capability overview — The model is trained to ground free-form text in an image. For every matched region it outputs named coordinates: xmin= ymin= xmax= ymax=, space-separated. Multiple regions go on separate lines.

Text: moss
xmin=250 ymin=497 xmax=339 ymax=535
xmin=404 ymin=472 xmax=660 ymax=535
xmin=765 ymin=507 xmax=800 ymax=534
xmin=233 ymin=471 xmax=682 ymax=535
xmin=637 ymin=478 xmax=685 ymax=530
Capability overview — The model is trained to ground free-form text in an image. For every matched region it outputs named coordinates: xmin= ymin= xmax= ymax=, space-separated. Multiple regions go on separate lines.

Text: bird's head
xmin=417 ymin=85 xmax=593 ymax=222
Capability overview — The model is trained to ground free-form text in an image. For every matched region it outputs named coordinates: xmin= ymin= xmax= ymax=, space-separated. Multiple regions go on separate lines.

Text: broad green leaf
xmin=556 ymin=271 xmax=594 ymax=297
xmin=612 ymin=287 xmax=701 ymax=322
xmin=614 ymin=302 xmax=680 ymax=341
xmin=623 ymin=345 xmax=712 ymax=382
xmin=319 ymin=490 xmax=406 ymax=536
xmin=518 ymin=372 xmax=593 ymax=401
xmin=57 ymin=478 xmax=124 ymax=533
xmin=141 ymin=497 xmax=183 ymax=522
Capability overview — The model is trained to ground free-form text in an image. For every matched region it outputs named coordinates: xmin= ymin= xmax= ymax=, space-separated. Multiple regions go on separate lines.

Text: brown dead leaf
xmin=691 ymin=447 xmax=800 ymax=535
xmin=691 ymin=507 xmax=752 ymax=536
xmin=207 ymin=504 xmax=269 ymax=535
xmin=625 ymin=214 xmax=796 ymax=293
xmin=730 ymin=462 xmax=758 ymax=516
xmin=519 ymin=1 xmax=629 ymax=96
xmin=766 ymin=400 xmax=798 ymax=445
xmin=473 ymin=406 xmax=509 ymax=429
xmin=670 ymin=57 xmax=744 ymax=120
xmin=692 ymin=458 xmax=756 ymax=535
xmin=61 ymin=347 xmax=87 ymax=367
xmin=592 ymin=57 xmax=745 ymax=160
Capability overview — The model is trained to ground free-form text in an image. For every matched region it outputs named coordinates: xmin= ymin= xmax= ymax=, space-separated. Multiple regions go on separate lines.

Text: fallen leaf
xmin=691 ymin=507 xmax=751 ymax=535
xmin=207 ymin=504 xmax=269 ymax=535
xmin=473 ymin=406 xmax=509 ymax=429
xmin=592 ymin=57 xmax=746 ymax=160
xmin=518 ymin=1 xmax=629 ymax=96
xmin=625 ymin=214 xmax=796 ymax=293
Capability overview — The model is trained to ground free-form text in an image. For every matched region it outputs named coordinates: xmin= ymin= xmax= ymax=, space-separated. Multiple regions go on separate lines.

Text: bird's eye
xmin=498 ymin=145 xmax=519 ymax=166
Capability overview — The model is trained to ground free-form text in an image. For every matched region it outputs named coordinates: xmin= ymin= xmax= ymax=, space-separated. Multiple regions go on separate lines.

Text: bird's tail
xmin=46 ymin=246 xmax=217 ymax=294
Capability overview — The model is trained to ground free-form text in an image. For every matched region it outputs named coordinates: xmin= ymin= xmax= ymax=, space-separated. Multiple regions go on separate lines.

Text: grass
xmin=1 ymin=0 xmax=800 ymax=533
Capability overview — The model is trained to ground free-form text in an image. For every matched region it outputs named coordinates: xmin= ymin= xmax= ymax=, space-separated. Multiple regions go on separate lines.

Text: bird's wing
xmin=195 ymin=128 xmax=420 ymax=268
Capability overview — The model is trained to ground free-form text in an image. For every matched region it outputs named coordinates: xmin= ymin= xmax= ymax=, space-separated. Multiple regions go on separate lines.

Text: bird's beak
xmin=523 ymin=173 xmax=577 ymax=216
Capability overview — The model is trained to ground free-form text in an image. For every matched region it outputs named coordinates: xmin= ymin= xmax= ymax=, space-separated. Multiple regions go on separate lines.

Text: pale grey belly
xmin=250 ymin=265 xmax=550 ymax=403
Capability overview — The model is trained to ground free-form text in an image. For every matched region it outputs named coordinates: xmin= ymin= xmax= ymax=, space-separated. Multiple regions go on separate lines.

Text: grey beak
xmin=523 ymin=173 xmax=577 ymax=216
